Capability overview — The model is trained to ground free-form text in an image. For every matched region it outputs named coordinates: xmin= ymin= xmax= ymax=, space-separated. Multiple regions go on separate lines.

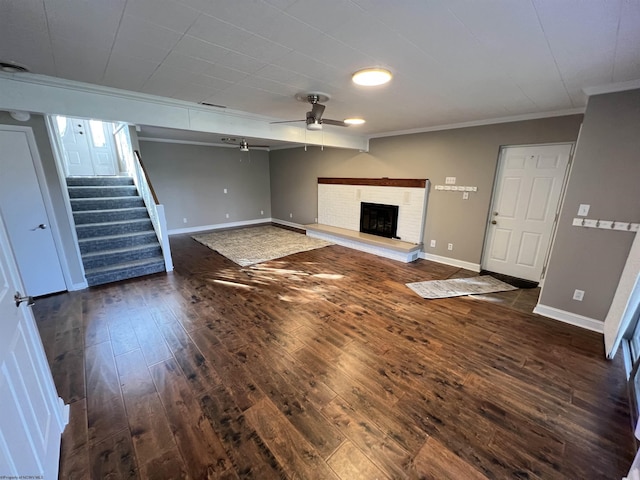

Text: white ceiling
xmin=2 ymin=0 xmax=640 ymax=138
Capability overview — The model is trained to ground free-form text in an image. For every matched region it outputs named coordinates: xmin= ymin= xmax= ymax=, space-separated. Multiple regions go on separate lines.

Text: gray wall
xmin=138 ymin=141 xmax=271 ymax=231
xmin=270 ymin=115 xmax=583 ymax=264
xmin=540 ymin=89 xmax=640 ymax=320
xmin=0 ymin=112 xmax=85 ymax=287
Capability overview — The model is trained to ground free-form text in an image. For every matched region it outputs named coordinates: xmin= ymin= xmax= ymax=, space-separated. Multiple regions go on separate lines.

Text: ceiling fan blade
xmin=321 ymin=118 xmax=348 ymax=127
xmin=311 ymin=103 xmax=325 ymax=120
xmin=270 ymin=119 xmax=305 ymax=124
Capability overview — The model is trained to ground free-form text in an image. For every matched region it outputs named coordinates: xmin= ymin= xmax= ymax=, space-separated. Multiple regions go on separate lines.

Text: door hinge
xmin=541 ymin=265 xmax=547 ymax=279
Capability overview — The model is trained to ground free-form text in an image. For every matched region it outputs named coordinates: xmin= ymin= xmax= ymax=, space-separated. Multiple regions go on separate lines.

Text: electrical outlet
xmin=224 ymin=188 xmax=228 ymax=194
xmin=289 ymin=213 xmax=293 ymax=218
xmin=573 ymin=289 xmax=585 ymax=301
xmin=447 ymin=243 xmax=453 ymax=251
xmin=260 ymin=210 xmax=264 ymax=215
xmin=225 ymin=213 xmax=229 ymax=219
xmin=463 ymin=192 xmax=469 ymax=200
xmin=182 ymin=217 xmax=187 ymax=224
xmin=430 ymin=240 xmax=436 ymax=248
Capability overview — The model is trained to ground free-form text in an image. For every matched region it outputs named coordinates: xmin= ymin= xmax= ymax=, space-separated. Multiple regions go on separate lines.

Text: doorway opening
xmin=52 ymin=116 xmax=125 ymax=177
xmin=480 ymin=143 xmax=574 ymax=312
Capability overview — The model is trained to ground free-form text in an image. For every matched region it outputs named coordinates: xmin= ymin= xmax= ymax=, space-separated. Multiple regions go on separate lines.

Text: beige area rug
xmin=192 ymin=225 xmax=333 ymax=266
xmin=406 ymin=275 xmax=517 ymax=299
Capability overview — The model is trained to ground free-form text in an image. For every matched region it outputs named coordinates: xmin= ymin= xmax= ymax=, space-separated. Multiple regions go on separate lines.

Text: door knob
xmin=14 ymin=292 xmax=35 ymax=308
xmin=491 ymin=220 xmax=497 ymax=225
xmin=31 ymin=224 xmax=47 ymax=230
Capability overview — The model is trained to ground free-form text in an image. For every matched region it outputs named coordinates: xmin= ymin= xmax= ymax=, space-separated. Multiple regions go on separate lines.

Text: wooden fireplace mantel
xmin=318 ymin=177 xmax=427 ymax=188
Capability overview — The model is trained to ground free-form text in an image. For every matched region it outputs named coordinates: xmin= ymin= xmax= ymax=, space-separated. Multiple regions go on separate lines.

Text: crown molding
xmin=582 ymin=79 xmax=640 ymax=97
xmin=369 ymin=108 xmax=585 ymax=139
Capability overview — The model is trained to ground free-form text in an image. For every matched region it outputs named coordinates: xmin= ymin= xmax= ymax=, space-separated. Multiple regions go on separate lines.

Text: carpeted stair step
xmin=85 ymin=256 xmax=165 ymax=287
xmin=66 ymin=176 xmax=134 ymax=187
xmin=68 ymin=185 xmax=139 ymax=198
xmin=81 ymin=243 xmax=162 ymax=270
xmin=73 ymin=207 xmax=149 ymax=224
xmin=76 ymin=218 xmax=153 ymax=239
xmin=78 ymin=231 xmax=159 ymax=254
xmin=70 ymin=196 xmax=145 ymax=211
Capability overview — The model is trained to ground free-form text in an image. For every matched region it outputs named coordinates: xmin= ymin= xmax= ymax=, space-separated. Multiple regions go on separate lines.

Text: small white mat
xmin=406 ymin=275 xmax=517 ymax=299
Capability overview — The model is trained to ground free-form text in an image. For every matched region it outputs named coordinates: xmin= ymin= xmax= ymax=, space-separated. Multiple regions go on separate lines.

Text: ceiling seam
xmin=100 ymin=0 xmax=129 ymax=84
xmin=41 ymin=0 xmax=57 ymax=76
xmin=530 ymin=0 xmax=575 ymax=108
xmin=611 ymin=0 xmax=624 ymax=82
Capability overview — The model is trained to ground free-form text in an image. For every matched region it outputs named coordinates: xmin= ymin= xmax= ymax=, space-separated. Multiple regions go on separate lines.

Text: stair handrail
xmin=131 ymin=150 xmax=173 ymax=271
xmin=134 ymin=150 xmax=160 ymax=205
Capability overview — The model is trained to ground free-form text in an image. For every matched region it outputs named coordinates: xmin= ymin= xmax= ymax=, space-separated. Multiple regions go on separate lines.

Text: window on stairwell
xmin=88 ymin=120 xmax=106 ymax=148
xmin=55 ymin=115 xmax=67 ymax=136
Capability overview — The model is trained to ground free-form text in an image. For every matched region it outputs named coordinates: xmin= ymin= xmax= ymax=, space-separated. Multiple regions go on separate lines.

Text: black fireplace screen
xmin=360 ymin=202 xmax=399 ymax=239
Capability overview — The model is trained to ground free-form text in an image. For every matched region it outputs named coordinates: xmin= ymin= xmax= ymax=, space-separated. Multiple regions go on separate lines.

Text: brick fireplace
xmin=308 ymin=178 xmax=429 ymax=262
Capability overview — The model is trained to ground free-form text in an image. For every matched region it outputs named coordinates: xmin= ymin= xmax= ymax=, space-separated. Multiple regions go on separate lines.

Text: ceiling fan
xmin=221 ymin=137 xmax=269 ymax=151
xmin=272 ymin=93 xmax=348 ymax=130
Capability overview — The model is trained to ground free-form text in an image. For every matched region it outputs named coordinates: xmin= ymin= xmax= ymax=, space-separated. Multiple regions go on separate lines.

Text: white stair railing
xmin=130 ymin=149 xmax=174 ymax=272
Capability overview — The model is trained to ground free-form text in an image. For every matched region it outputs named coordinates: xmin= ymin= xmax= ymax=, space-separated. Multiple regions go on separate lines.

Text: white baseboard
xmin=419 ymin=252 xmax=481 ymax=272
xmin=271 ymin=218 xmax=305 ymax=230
xmin=69 ymin=281 xmax=88 ymax=291
xmin=533 ymin=304 xmax=604 ymax=333
xmin=168 ymin=218 xmax=272 ymax=235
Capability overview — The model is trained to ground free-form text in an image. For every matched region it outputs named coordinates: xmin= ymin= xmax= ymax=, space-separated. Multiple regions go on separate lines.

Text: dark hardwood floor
xmin=35 ymin=233 xmax=635 ymax=479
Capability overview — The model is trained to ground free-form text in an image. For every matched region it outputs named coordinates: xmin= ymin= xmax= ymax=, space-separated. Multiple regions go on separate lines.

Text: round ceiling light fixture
xmin=0 ymin=61 xmax=30 ymax=73
xmin=344 ymin=118 xmax=365 ymax=125
xmin=352 ymin=67 xmax=392 ymax=86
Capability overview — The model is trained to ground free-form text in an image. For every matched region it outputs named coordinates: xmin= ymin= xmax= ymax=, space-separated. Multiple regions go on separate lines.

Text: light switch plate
xmin=578 ymin=204 xmax=590 ymax=216
xmin=445 ymin=177 xmax=456 ymax=184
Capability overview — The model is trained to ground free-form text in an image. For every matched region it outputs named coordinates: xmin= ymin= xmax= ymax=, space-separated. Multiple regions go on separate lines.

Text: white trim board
xmin=271 ymin=219 xmax=306 ymax=230
xmin=420 ymin=253 xmax=481 ymax=272
xmin=0 ymin=73 xmax=368 ymax=151
xmin=168 ymin=218 xmax=272 ymax=236
xmin=533 ymin=304 xmax=604 ymax=333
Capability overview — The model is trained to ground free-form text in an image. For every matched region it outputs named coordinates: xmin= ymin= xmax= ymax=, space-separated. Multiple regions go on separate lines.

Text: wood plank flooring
xmin=34 ymin=232 xmax=636 ymax=479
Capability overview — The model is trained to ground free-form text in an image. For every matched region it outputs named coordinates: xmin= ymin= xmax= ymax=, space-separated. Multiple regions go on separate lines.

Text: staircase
xmin=67 ymin=176 xmax=165 ymax=287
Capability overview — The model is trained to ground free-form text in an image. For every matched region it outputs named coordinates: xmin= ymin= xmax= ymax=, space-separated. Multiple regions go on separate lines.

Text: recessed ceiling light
xmin=344 ymin=118 xmax=366 ymax=125
xmin=0 ymin=61 xmax=30 ymax=73
xmin=352 ymin=68 xmax=392 ymax=86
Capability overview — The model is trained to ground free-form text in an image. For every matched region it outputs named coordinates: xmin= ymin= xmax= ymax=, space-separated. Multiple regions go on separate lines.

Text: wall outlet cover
xmin=430 ymin=240 xmax=436 ymax=248
xmin=447 ymin=243 xmax=453 ymax=251
xmin=573 ymin=289 xmax=585 ymax=301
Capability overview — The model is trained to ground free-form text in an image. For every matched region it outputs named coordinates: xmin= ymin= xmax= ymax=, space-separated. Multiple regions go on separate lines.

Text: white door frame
xmin=45 ymin=116 xmax=87 ymax=288
xmin=0 ymin=124 xmax=76 ymax=292
xmin=481 ymin=142 xmax=575 ymax=285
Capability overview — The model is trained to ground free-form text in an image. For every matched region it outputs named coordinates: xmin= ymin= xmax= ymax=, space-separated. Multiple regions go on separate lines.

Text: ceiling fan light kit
xmin=344 ymin=118 xmax=365 ymax=125
xmin=352 ymin=67 xmax=392 ymax=86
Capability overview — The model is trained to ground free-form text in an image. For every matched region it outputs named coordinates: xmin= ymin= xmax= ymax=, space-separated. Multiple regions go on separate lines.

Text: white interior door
xmin=0 ymin=127 xmax=67 ymax=296
xmin=482 ymin=144 xmax=572 ymax=282
xmin=0 ymin=207 xmax=68 ymax=478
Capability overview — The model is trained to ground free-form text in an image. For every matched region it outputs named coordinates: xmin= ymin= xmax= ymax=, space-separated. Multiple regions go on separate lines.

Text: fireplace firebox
xmin=360 ymin=202 xmax=399 ymax=239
